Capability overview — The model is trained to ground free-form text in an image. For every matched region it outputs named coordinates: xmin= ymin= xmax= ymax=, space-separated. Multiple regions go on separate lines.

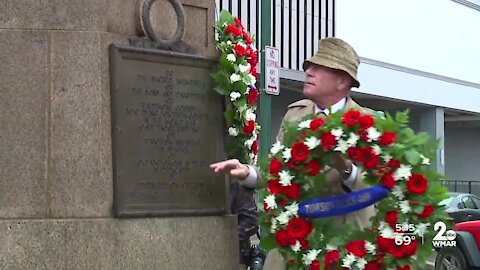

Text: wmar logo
xmin=432 ymin=221 xmax=457 ymax=247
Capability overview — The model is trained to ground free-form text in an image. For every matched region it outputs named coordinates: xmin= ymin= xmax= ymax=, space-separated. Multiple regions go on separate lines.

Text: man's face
xmin=303 ymin=64 xmax=343 ymax=102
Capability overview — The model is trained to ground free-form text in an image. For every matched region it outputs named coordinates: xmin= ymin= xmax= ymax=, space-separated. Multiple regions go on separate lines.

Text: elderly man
xmin=211 ymin=37 xmax=376 ymax=269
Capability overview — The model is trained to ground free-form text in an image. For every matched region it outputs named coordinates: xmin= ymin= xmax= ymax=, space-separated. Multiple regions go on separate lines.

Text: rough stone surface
xmin=0 ymin=0 xmax=108 ymax=31
xmin=50 ymin=31 xmax=128 ymax=218
xmin=0 ymin=30 xmax=50 ymax=218
xmin=0 ymin=216 xmax=239 ymax=269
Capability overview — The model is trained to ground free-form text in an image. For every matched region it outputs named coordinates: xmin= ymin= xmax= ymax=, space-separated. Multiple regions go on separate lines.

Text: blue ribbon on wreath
xmin=298 ymin=185 xmax=390 ymax=218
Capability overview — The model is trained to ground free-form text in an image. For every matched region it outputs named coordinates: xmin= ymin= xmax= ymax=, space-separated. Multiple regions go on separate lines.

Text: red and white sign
xmin=264 ymin=46 xmax=280 ymax=95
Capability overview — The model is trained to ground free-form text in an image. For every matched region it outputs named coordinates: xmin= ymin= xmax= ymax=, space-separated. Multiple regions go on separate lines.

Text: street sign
xmin=264 ymin=46 xmax=280 ymax=95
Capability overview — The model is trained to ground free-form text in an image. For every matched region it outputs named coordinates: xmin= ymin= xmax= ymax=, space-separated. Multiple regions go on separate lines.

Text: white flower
xmin=270 ymin=218 xmax=278 ymax=233
xmin=229 ymin=91 xmax=241 ymax=101
xmin=356 ymin=258 xmax=368 ymax=270
xmin=270 ymin=141 xmax=284 ymax=155
xmin=391 ymin=185 xmax=405 ymax=200
xmin=237 ymin=105 xmax=247 ymax=113
xmin=326 ymin=244 xmax=337 ymax=251
xmin=394 ymin=164 xmax=412 ymax=181
xmin=230 ymin=73 xmax=241 ymax=83
xmin=238 ymin=63 xmax=251 ymax=73
xmin=366 ymin=241 xmax=376 ymax=255
xmin=380 ymin=225 xmax=395 ymax=238
xmin=245 ymin=108 xmax=256 ymax=121
xmin=303 ymin=183 xmax=311 ymax=191
xmin=399 ymin=200 xmax=411 ymax=214
xmin=302 ymin=249 xmax=322 ymax=266
xmin=247 ymin=74 xmax=256 ymax=84
xmin=334 ymin=139 xmax=349 ymax=154
xmin=222 ymin=22 xmax=228 ymax=27
xmin=276 ymin=211 xmax=291 ymax=225
xmin=366 ymin=127 xmax=381 ymax=141
xmin=249 ymin=153 xmax=257 ymax=165
xmin=226 ymin=53 xmax=236 ymax=62
xmin=282 ymin=147 xmax=292 ymax=162
xmin=331 ymin=128 xmax=344 ymax=139
xmin=415 ymin=222 xmax=430 ymax=237
xmin=382 ymin=153 xmax=392 ymax=163
xmin=264 ymin=195 xmax=277 ymax=210
xmin=346 ymin=133 xmax=359 ymax=147
xmin=244 ymin=137 xmax=255 ymax=148
xmin=228 ymin=127 xmax=238 ymax=136
xmin=342 ymin=254 xmax=357 ymax=268
xmin=226 ymin=40 xmax=232 ymax=45
xmin=298 ymin=119 xmax=312 ymax=130
xmin=279 ymin=170 xmax=294 ymax=186
xmin=420 ymin=154 xmax=431 ymax=165
xmin=305 ymin=136 xmax=321 ymax=150
xmin=285 ymin=202 xmax=299 ymax=216
xmin=372 ymin=145 xmax=382 ymax=155
xmin=291 ymin=240 xmax=302 ymax=253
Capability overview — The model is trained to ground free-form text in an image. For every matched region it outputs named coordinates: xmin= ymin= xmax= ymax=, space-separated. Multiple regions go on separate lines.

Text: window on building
xmin=452 ymin=0 xmax=480 ymax=11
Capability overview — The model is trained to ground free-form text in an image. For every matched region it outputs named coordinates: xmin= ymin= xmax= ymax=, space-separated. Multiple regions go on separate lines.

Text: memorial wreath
xmin=212 ymin=11 xmax=260 ymax=165
xmin=258 ymin=109 xmax=450 ymax=270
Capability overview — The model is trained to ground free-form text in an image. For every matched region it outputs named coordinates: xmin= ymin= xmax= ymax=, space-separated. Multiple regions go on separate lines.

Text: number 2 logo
xmin=433 ymin=221 xmax=456 ymax=241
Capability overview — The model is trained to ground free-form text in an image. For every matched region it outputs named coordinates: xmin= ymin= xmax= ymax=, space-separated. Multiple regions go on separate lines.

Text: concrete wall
xmin=445 ymin=124 xmax=480 ymax=181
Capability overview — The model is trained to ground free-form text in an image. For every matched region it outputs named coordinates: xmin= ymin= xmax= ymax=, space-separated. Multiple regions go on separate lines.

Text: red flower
xmin=359 ymin=115 xmax=375 ymax=129
xmin=278 ymin=199 xmax=288 ymax=207
xmin=250 ymin=65 xmax=258 ymax=78
xmin=286 ymin=160 xmax=300 ymax=171
xmin=358 ymin=128 xmax=369 ymax=142
xmin=362 ymin=147 xmax=379 ymax=169
xmin=305 ymin=160 xmax=321 ymax=176
xmin=310 ymin=260 xmax=321 ymax=270
xmin=263 ymin=201 xmax=269 ymax=212
xmin=387 ymin=240 xmax=417 ymax=258
xmin=300 ymin=239 xmax=309 ymax=250
xmin=287 ymin=258 xmax=296 ymax=264
xmin=284 ymin=182 xmax=301 ymax=200
xmin=388 ymin=159 xmax=401 ymax=169
xmin=417 ymin=205 xmax=435 ymax=219
xmin=243 ymin=31 xmax=252 ymax=44
xmin=251 ymin=140 xmax=258 ymax=154
xmin=234 ymin=17 xmax=244 ymax=29
xmin=377 ymin=236 xmax=395 ymax=251
xmin=233 ymin=43 xmax=247 ymax=56
xmin=269 ymin=158 xmax=282 ymax=175
xmin=407 ymin=174 xmax=428 ymax=194
xmin=275 ymin=229 xmax=294 ymax=247
xmin=310 ymin=117 xmax=325 ymax=131
xmin=291 ymin=142 xmax=310 ymax=162
xmin=324 ymin=250 xmax=340 ymax=266
xmin=379 ymin=131 xmax=397 ymax=146
xmin=248 ymin=50 xmax=258 ymax=66
xmin=342 ymin=110 xmax=361 ymax=127
xmin=267 ymin=179 xmax=283 ymax=194
xmin=225 ymin=24 xmax=242 ymax=37
xmin=381 ymin=172 xmax=396 ymax=189
xmin=345 ymin=240 xmax=367 ymax=257
xmin=347 ymin=147 xmax=363 ymax=162
xmin=365 ymin=261 xmax=382 ymax=270
xmin=397 ymin=265 xmax=410 ymax=270
xmin=320 ymin=131 xmax=337 ymax=150
xmin=243 ymin=120 xmax=255 ymax=135
xmin=385 ymin=210 xmax=398 ymax=228
xmin=286 ymin=217 xmax=313 ymax=239
xmin=246 ymin=87 xmax=259 ymax=105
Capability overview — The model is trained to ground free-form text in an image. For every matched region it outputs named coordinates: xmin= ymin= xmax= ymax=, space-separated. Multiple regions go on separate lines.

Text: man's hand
xmin=210 ymin=159 xmax=250 ymax=180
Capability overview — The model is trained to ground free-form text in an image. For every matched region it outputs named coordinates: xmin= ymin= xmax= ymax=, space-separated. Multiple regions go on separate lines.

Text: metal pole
xmin=258 ymin=0 xmax=272 ymax=160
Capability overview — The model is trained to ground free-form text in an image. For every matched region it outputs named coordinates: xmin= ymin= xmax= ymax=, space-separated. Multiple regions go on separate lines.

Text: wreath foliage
xmin=212 ymin=10 xmax=260 ymax=165
xmin=258 ymin=109 xmax=450 ymax=270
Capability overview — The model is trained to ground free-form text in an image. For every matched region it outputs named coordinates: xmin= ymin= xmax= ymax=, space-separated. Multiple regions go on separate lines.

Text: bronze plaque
xmin=109 ymin=45 xmax=227 ymax=217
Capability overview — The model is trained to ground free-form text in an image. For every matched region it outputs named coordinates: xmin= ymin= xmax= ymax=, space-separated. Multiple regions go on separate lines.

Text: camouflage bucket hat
xmin=303 ymin=37 xmax=360 ymax=88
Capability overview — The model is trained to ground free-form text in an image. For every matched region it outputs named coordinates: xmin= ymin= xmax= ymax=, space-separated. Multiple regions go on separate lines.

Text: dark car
xmin=440 ymin=192 xmax=480 ymax=223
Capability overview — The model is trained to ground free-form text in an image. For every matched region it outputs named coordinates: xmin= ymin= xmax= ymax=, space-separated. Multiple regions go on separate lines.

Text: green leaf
xmin=405 ymin=149 xmax=421 ymax=165
xmin=413 ymin=205 xmax=424 ymax=214
xmin=260 ymin=235 xmax=277 ymax=251
xmin=218 ymin=10 xmax=234 ymax=26
xmin=412 ymin=132 xmax=431 ymax=145
xmin=214 ymin=86 xmax=228 ymax=95
xmin=223 ymin=109 xmax=235 ymax=125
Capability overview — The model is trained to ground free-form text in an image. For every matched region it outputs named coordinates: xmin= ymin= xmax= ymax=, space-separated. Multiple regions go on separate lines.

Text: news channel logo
xmin=393 ymin=221 xmax=456 ymax=247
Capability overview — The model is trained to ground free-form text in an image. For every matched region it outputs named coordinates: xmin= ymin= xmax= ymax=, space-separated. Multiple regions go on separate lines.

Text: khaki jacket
xmin=262 ymin=97 xmax=377 ymax=270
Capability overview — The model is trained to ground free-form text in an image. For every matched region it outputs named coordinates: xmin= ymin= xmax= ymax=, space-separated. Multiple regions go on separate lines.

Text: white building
xmin=216 ymin=0 xmax=480 ymax=191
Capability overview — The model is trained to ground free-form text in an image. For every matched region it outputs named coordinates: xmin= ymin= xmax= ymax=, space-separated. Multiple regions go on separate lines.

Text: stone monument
xmin=0 ymin=0 xmax=238 ymax=268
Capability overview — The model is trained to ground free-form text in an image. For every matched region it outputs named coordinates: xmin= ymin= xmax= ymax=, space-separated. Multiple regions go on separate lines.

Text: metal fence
xmin=215 ymin=0 xmax=335 ymax=70
xmin=441 ymin=180 xmax=480 ymax=197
